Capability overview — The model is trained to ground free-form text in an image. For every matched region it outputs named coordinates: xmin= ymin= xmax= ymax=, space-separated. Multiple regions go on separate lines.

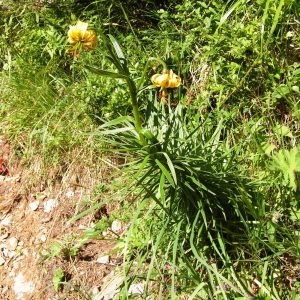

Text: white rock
xmin=13 ymin=273 xmax=35 ymax=300
xmin=0 ymin=215 xmax=11 ymax=226
xmin=29 ymin=200 xmax=39 ymax=211
xmin=91 ymin=287 xmax=99 ymax=295
xmin=96 ymin=255 xmax=110 ymax=264
xmin=111 ymin=220 xmax=122 ymax=233
xmin=65 ymin=190 xmax=75 ymax=198
xmin=94 ymin=273 xmax=123 ymax=300
xmin=3 ymin=175 xmax=20 ymax=183
xmin=7 ymin=237 xmax=18 ymax=251
xmin=43 ymin=199 xmax=58 ymax=213
xmin=8 ymin=250 xmax=17 ymax=259
xmin=128 ymin=282 xmax=145 ymax=296
xmin=0 ymin=256 xmax=5 ymax=265
xmin=40 ymin=235 xmax=47 ymax=242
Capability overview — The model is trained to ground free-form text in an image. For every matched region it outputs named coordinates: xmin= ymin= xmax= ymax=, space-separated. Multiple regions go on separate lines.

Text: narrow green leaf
xmin=107 ymin=34 xmax=129 ymax=74
xmin=171 ymin=220 xmax=182 ymax=300
xmin=155 ymin=159 xmax=175 ymax=187
xmin=67 ymin=198 xmax=112 ymax=224
xmin=188 ymin=176 xmax=215 ymax=195
xmin=159 ymin=173 xmax=165 ymax=202
xmin=190 ymin=212 xmax=241 ymax=296
xmin=219 ymin=0 xmax=243 ymax=25
xmin=85 ymin=65 xmax=128 ymax=80
xmin=134 ymin=155 xmax=150 ymax=180
xmin=269 ymin=0 xmax=285 ymax=38
xmin=101 ymin=126 xmax=134 ymax=135
xmin=162 ymin=152 xmax=177 ymax=185
xmin=108 ymin=34 xmax=126 ymax=60
xmin=99 ymin=116 xmax=133 ymax=128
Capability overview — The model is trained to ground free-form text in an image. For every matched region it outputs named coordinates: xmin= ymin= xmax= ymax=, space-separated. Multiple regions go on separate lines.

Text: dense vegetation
xmin=1 ymin=0 xmax=299 ymax=298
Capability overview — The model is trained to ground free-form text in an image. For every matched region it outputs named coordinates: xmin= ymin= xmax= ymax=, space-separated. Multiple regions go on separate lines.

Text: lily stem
xmin=126 ymin=78 xmax=146 ymax=146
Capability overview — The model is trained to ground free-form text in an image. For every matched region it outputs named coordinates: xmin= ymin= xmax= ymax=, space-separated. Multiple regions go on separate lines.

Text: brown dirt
xmin=0 ymin=137 xmax=121 ymax=300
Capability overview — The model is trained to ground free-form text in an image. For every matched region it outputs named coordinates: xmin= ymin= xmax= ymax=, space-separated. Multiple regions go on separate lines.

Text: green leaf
xmin=85 ymin=65 xmax=128 ymax=80
xmin=273 ymin=124 xmax=293 ymax=138
xmin=101 ymin=126 xmax=135 ymax=135
xmin=271 ymin=148 xmax=300 ymax=190
xmin=159 ymin=173 xmax=165 ymax=202
xmin=99 ymin=116 xmax=133 ymax=128
xmin=272 ymin=85 xmax=290 ymax=99
xmin=52 ymin=267 xmax=64 ymax=292
xmin=107 ymin=34 xmax=129 ymax=74
xmin=260 ymin=142 xmax=276 ymax=155
xmin=108 ymin=34 xmax=126 ymax=60
xmin=155 ymin=159 xmax=175 ymax=187
xmin=161 ymin=152 xmax=177 ymax=185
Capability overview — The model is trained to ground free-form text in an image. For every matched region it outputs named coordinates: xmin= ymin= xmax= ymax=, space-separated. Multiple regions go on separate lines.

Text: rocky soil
xmin=0 ymin=137 xmax=133 ymax=299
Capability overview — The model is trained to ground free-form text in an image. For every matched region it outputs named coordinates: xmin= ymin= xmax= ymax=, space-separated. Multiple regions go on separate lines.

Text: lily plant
xmin=67 ymin=20 xmax=181 ymax=146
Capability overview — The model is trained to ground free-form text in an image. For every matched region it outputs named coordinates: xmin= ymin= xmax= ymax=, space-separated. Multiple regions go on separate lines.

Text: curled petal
xmin=167 ymin=70 xmax=181 ymax=88
xmin=82 ymin=30 xmax=97 ymax=50
xmin=151 ymin=73 xmax=169 ymax=88
xmin=151 ymin=69 xmax=181 ymax=88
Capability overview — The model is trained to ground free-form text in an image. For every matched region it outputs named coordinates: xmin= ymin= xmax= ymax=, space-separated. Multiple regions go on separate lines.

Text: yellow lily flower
xmin=67 ymin=21 xmax=97 ymax=51
xmin=151 ymin=69 xmax=181 ymax=89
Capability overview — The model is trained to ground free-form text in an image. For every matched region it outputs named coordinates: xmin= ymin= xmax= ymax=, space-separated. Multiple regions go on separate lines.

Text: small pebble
xmin=111 ymin=220 xmax=122 ymax=233
xmin=13 ymin=273 xmax=35 ymax=299
xmin=8 ymin=250 xmax=17 ymax=259
xmin=0 ymin=215 xmax=11 ymax=226
xmin=128 ymin=282 xmax=144 ymax=295
xmin=91 ymin=287 xmax=99 ymax=295
xmin=40 ymin=235 xmax=47 ymax=243
xmin=29 ymin=201 xmax=39 ymax=211
xmin=43 ymin=199 xmax=58 ymax=213
xmin=66 ymin=190 xmax=75 ymax=198
xmin=7 ymin=237 xmax=18 ymax=251
xmin=96 ymin=255 xmax=110 ymax=264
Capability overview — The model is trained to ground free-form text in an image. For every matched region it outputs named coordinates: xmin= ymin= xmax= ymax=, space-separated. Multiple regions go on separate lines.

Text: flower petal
xmin=151 ymin=73 xmax=169 ymax=88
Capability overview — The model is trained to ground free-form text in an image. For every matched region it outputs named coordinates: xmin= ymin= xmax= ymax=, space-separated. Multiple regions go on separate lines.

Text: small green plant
xmin=52 ymin=267 xmax=65 ymax=292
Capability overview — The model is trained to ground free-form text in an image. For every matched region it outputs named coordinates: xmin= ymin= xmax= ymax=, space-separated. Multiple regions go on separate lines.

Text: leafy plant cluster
xmin=0 ymin=0 xmax=300 ymax=299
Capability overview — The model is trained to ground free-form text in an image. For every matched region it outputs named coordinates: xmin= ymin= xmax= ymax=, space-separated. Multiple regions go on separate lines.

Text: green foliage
xmin=1 ymin=0 xmax=300 ymax=298
xmin=52 ymin=267 xmax=65 ymax=292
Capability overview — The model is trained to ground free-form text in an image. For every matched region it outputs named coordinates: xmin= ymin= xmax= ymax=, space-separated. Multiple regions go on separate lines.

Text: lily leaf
xmin=85 ymin=65 xmax=128 ymax=80
xmin=155 ymin=159 xmax=175 ymax=187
